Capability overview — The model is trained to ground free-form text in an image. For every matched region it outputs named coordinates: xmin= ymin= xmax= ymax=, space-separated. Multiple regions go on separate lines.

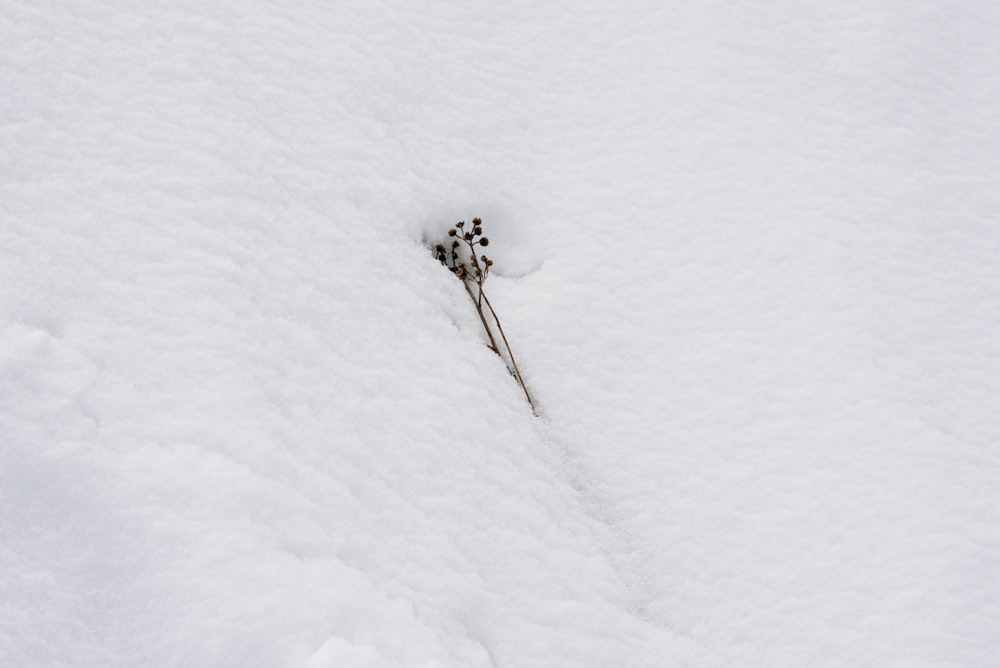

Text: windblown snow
xmin=2 ymin=1 xmax=999 ymax=666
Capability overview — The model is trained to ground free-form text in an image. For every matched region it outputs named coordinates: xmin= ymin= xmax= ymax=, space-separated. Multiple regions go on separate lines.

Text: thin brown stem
xmin=462 ymin=280 xmax=501 ymax=356
xmin=439 ymin=219 xmax=534 ymax=414
xmin=480 ymin=290 xmax=535 ymax=414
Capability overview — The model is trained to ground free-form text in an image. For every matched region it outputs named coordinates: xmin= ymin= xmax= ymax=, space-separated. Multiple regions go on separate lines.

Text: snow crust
xmin=3 ymin=1 xmax=999 ymax=666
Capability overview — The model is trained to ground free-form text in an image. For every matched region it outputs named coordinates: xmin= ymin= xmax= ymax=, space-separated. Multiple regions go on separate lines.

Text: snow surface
xmin=3 ymin=1 xmax=1000 ymax=666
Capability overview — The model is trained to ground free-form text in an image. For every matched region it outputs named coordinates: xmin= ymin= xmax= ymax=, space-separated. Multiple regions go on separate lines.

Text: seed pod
xmin=473 ymin=227 xmax=482 ymax=236
xmin=448 ymin=229 xmax=457 ymax=237
xmin=472 ymin=217 xmax=482 ymax=225
xmin=456 ymin=221 xmax=464 ymax=228
xmin=479 ymin=237 xmax=489 ymax=246
xmin=486 ymin=259 xmax=494 ymax=266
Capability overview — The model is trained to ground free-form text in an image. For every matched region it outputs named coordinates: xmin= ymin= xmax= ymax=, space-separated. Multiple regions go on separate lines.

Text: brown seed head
xmin=479 ymin=237 xmax=489 ymax=246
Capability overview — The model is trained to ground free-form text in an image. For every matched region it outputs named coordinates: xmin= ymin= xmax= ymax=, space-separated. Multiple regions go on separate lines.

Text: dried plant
xmin=435 ymin=218 xmax=535 ymax=413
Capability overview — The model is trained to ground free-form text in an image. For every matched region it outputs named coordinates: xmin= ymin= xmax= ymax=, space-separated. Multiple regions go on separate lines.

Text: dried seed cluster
xmin=435 ymin=217 xmax=493 ymax=283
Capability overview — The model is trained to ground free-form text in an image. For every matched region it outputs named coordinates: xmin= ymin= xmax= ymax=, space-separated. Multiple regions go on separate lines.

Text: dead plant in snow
xmin=435 ymin=218 xmax=535 ymax=414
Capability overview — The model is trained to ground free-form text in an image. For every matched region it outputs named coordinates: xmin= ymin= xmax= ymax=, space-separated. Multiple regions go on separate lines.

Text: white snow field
xmin=3 ymin=1 xmax=999 ymax=666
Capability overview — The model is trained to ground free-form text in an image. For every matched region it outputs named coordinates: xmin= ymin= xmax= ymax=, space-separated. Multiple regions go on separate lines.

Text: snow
xmin=3 ymin=1 xmax=999 ymax=666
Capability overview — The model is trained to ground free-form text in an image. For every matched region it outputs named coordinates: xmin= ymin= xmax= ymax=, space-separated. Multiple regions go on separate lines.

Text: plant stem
xmin=442 ymin=222 xmax=535 ymax=414
xmin=480 ymin=290 xmax=536 ymax=414
xmin=462 ymin=280 xmax=501 ymax=355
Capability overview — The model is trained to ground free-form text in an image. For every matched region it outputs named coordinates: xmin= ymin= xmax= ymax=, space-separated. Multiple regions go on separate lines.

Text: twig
xmin=462 ymin=280 xmax=500 ymax=356
xmin=435 ymin=218 xmax=536 ymax=413
xmin=481 ymin=290 xmax=535 ymax=413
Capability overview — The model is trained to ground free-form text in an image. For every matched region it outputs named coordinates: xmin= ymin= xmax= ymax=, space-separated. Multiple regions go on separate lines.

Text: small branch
xmin=436 ymin=218 xmax=536 ymax=414
xmin=481 ymin=290 xmax=535 ymax=414
xmin=462 ymin=280 xmax=501 ymax=356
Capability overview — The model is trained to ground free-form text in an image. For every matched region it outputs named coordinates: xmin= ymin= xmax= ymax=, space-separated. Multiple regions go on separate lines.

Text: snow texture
xmin=2 ymin=1 xmax=999 ymax=666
